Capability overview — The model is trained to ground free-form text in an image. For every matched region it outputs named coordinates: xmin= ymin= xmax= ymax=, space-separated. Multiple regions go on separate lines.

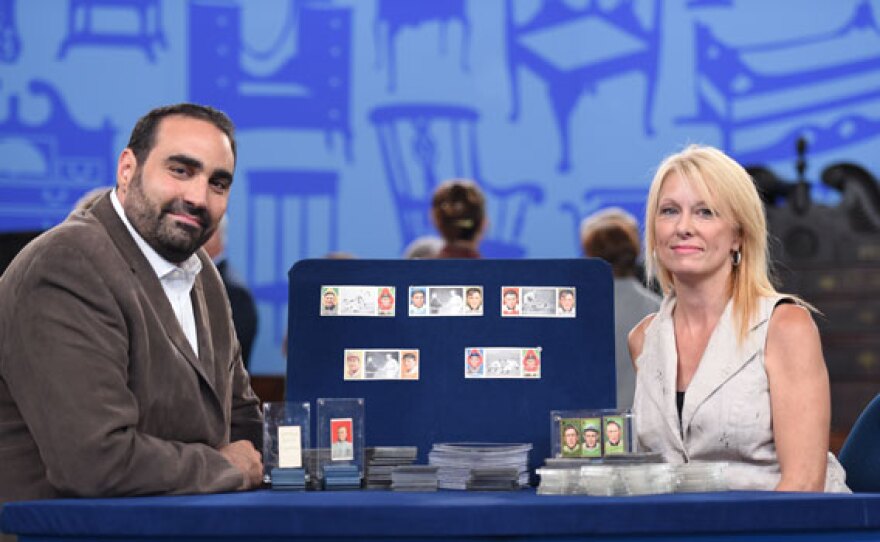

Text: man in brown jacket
xmin=0 ymin=103 xmax=263 ymax=508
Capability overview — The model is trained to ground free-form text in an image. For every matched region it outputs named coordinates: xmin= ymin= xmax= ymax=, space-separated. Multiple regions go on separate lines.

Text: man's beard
xmin=124 ymin=170 xmax=214 ymax=263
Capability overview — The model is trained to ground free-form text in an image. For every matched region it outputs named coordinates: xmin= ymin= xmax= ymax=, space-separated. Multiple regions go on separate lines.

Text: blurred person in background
xmin=204 ymin=216 xmax=258 ymax=369
xmin=581 ymin=207 xmax=661 ymax=409
xmin=403 ymin=235 xmax=443 ymax=259
xmin=431 ymin=179 xmax=486 ymax=259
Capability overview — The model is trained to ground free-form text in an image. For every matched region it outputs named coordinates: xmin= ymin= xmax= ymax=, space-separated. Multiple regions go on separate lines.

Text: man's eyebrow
xmin=168 ymin=154 xmax=234 ymax=185
xmin=211 ymin=169 xmax=234 ymax=185
xmin=166 ymin=154 xmax=204 ymax=170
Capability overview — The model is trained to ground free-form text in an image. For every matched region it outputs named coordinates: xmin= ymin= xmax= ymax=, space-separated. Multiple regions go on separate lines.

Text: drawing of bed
xmin=681 ymin=0 xmax=880 ymax=164
xmin=57 ymin=0 xmax=167 ymax=62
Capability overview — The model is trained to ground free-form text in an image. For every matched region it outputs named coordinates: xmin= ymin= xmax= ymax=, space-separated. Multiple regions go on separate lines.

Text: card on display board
xmin=464 ymin=347 xmax=541 ymax=379
xmin=321 ymin=285 xmax=396 ymax=317
xmin=344 ymin=349 xmax=420 ymax=380
xmin=500 ymin=286 xmax=576 ymax=317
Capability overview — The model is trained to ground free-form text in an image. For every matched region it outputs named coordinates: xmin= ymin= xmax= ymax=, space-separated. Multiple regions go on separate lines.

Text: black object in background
xmin=0 ymin=230 xmax=43 ymax=277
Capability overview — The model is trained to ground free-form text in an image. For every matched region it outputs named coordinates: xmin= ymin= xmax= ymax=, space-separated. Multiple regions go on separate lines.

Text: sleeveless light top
xmin=632 ymin=295 xmax=850 ymax=492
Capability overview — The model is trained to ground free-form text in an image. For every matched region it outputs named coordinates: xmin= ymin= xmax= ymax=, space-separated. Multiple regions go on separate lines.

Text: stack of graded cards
xmin=467 ymin=467 xmax=521 ymax=491
xmin=536 ymin=467 xmax=582 ymax=495
xmin=536 ymin=458 xmax=592 ymax=495
xmin=578 ymin=464 xmax=622 ymax=496
xmin=270 ymin=468 xmax=307 ymax=491
xmin=390 ymin=465 xmax=440 ymax=492
xmin=323 ymin=464 xmax=362 ymax=490
xmin=580 ymin=452 xmax=671 ymax=496
xmin=673 ymin=461 xmax=728 ymax=492
xmin=364 ymin=446 xmax=418 ymax=490
xmin=612 ymin=464 xmax=675 ymax=495
xmin=537 ymin=453 xmax=672 ymax=496
xmin=428 ymin=443 xmax=532 ymax=490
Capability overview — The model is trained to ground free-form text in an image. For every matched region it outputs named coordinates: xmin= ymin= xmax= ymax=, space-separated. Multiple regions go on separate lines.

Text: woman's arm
xmin=765 ymin=303 xmax=830 ymax=491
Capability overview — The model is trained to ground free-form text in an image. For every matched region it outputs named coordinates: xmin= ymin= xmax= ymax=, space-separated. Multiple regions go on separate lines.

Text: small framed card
xmin=551 ymin=409 xmax=635 ymax=459
xmin=262 ymin=401 xmax=311 ymax=483
xmin=317 ymin=398 xmax=365 ymax=479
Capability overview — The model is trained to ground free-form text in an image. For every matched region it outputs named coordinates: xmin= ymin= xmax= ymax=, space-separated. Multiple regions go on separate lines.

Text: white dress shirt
xmin=111 ymin=190 xmax=202 ymax=356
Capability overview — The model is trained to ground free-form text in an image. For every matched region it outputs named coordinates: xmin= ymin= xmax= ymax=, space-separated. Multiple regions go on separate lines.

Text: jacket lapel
xmin=91 ymin=195 xmax=217 ymax=396
xmin=191 ymin=261 xmax=222 ymax=405
xmin=639 ymin=298 xmax=685 ymax=449
xmin=681 ymin=300 xmax=765 ymax=435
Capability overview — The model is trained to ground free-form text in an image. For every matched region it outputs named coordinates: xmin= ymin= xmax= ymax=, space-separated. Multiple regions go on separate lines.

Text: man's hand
xmin=219 ymin=440 xmax=263 ymax=490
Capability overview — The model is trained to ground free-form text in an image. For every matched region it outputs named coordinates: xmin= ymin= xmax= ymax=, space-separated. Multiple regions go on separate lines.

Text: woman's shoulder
xmin=764 ymin=296 xmax=822 ymax=366
xmin=754 ymin=294 xmax=813 ymax=328
xmin=767 ymin=298 xmax=817 ymax=339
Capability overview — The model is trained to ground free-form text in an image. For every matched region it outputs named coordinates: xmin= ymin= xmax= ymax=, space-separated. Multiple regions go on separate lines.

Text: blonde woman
xmin=629 ymin=144 xmax=849 ymax=492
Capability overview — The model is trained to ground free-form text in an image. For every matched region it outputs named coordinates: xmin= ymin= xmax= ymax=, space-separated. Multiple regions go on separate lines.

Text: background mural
xmin=2 ymin=0 xmax=880 ymax=376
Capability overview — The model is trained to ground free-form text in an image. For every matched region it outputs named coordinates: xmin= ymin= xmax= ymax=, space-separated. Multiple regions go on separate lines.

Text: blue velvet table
xmin=3 ymin=489 xmax=880 ymax=541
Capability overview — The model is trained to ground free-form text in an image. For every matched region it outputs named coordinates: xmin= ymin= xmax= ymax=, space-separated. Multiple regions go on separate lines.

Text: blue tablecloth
xmin=4 ymin=489 xmax=880 ymax=541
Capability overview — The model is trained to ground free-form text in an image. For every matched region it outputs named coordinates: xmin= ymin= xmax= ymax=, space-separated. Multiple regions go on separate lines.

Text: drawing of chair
xmin=188 ymin=0 xmax=352 ymax=158
xmin=560 ymin=186 xmax=648 ymax=255
xmin=369 ymin=104 xmax=544 ymax=258
xmin=373 ymin=0 xmax=470 ymax=92
xmin=505 ymin=0 xmax=661 ymax=172
xmin=680 ymin=0 xmax=880 ymax=164
xmin=57 ymin=0 xmax=167 ymax=61
xmin=0 ymin=80 xmax=115 ymax=231
xmin=246 ymin=169 xmax=339 ymax=343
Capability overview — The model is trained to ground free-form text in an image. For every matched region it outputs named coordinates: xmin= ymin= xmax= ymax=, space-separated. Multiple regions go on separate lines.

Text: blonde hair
xmin=644 ymin=144 xmax=782 ymax=343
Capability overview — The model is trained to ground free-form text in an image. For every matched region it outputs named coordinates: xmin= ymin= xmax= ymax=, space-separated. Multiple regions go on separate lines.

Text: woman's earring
xmin=732 ymin=250 xmax=742 ymax=267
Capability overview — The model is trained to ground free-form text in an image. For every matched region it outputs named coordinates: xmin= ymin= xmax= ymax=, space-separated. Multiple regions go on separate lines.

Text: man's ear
xmin=116 ymin=149 xmax=137 ymax=203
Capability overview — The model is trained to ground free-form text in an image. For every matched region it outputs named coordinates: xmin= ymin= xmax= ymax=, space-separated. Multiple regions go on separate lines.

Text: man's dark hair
xmin=126 ymin=103 xmax=237 ymax=165
xmin=431 ymin=179 xmax=486 ymax=242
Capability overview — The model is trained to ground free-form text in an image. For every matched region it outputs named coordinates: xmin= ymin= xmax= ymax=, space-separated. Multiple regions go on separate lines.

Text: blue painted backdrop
xmin=2 ymin=0 xmax=880 ymax=374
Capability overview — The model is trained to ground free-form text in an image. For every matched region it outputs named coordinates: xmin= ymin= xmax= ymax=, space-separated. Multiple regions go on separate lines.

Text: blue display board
xmin=287 ymin=258 xmax=615 ymax=470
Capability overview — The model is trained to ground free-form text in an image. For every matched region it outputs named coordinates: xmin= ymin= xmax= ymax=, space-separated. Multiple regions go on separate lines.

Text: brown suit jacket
xmin=0 ymin=193 xmax=263 ymax=505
